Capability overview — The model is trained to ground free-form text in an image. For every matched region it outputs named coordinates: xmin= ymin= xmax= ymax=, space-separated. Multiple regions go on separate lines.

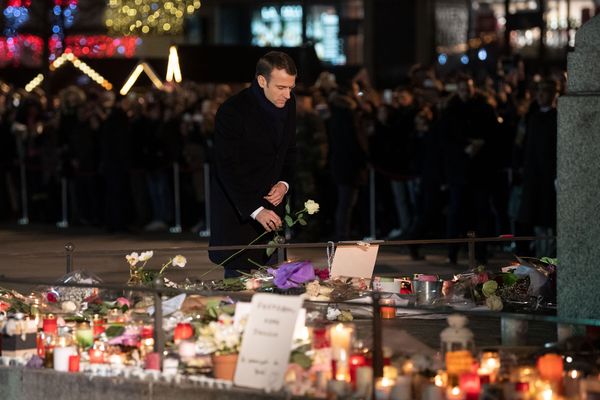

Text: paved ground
xmin=0 ymin=224 xmax=517 ymax=284
xmin=0 ymin=224 xmax=556 ymax=351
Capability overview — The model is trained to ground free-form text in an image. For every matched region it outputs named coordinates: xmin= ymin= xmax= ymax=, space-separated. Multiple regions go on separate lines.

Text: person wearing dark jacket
xmin=328 ymin=82 xmax=369 ymax=241
xmin=517 ymin=80 xmax=558 ymax=257
xmin=208 ymin=52 xmax=297 ymax=277
xmin=440 ymin=76 xmax=498 ymax=264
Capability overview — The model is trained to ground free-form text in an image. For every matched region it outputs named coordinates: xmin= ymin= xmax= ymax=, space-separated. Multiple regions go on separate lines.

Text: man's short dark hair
xmin=255 ymin=51 xmax=297 ymax=81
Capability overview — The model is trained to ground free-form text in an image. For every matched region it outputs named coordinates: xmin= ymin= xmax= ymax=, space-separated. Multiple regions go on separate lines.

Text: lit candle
xmin=335 ymin=349 xmax=350 ymax=381
xmin=92 ymin=315 xmax=105 ymax=336
xmin=329 ymin=323 xmax=353 ymax=359
xmin=459 ymin=372 xmax=481 ymax=400
xmin=43 ymin=314 xmax=58 ymax=335
xmin=53 ymin=345 xmax=77 ymax=372
xmin=380 ymin=298 xmax=396 ymax=319
xmin=349 ymin=353 xmax=367 ymax=383
xmin=375 ymin=377 xmax=396 ymax=400
xmin=75 ymin=322 xmax=94 ymax=349
xmin=446 ymin=385 xmax=465 ymax=400
xmin=537 ymin=354 xmax=564 ymax=382
xmin=536 ymin=383 xmax=555 ymax=400
xmin=480 ymin=350 xmax=500 ymax=383
xmin=564 ymin=370 xmax=582 ymax=398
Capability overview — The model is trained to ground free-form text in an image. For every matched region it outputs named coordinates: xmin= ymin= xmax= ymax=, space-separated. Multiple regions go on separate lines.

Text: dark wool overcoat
xmin=209 ymin=85 xmax=296 ymax=270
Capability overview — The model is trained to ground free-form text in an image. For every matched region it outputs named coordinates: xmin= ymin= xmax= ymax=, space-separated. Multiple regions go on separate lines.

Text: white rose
xmin=139 ymin=251 xmax=154 ymax=262
xmin=172 ymin=255 xmax=187 ymax=268
xmin=125 ymin=252 xmax=139 ymax=266
xmin=304 ymin=200 xmax=320 ymax=215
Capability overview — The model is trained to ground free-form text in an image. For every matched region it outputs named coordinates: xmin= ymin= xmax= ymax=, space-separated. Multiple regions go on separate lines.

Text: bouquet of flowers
xmin=452 ymin=266 xmax=517 ymax=311
xmin=196 ymin=314 xmax=244 ymax=355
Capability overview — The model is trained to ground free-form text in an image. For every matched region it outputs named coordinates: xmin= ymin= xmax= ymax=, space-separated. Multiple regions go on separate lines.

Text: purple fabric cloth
xmin=268 ymin=261 xmax=316 ymax=289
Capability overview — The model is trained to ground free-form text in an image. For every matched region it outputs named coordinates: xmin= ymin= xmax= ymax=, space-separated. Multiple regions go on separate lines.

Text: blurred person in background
xmin=440 ymin=75 xmax=498 ymax=264
xmin=328 ymin=80 xmax=370 ymax=241
xmin=517 ymin=79 xmax=559 ymax=257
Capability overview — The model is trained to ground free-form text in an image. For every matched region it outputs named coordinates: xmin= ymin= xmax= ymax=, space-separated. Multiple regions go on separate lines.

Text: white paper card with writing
xmin=330 ymin=242 xmax=380 ymax=279
xmin=234 ymin=294 xmax=304 ymax=391
xmin=235 ymin=302 xmax=307 ymax=342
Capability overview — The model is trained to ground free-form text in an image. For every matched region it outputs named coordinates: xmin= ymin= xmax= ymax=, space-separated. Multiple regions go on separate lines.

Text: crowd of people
xmin=0 ymin=59 xmax=561 ymax=261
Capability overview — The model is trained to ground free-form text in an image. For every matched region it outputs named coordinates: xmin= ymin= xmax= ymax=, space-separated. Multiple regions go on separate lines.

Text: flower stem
xmin=198 ymin=231 xmax=269 ymax=279
xmin=158 ymin=260 xmax=172 ymax=276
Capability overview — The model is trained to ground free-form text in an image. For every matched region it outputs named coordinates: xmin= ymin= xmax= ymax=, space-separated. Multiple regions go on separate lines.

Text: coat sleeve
xmin=213 ymin=100 xmax=269 ymax=219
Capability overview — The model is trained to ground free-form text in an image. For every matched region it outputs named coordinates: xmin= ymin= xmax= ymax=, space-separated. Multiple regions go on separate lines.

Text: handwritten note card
xmin=330 ymin=242 xmax=380 ymax=279
xmin=234 ymin=294 xmax=303 ymax=391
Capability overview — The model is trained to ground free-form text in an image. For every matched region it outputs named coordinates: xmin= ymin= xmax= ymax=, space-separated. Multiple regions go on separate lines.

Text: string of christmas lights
xmin=49 ymin=0 xmax=79 ymax=60
xmin=105 ymin=0 xmax=201 ymax=35
xmin=3 ymin=0 xmax=31 ymax=37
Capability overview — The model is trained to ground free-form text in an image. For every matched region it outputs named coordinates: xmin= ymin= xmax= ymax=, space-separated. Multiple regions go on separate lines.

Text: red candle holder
xmin=349 ymin=353 xmax=367 ymax=385
xmin=89 ymin=348 xmax=105 ymax=364
xmin=145 ymin=352 xmax=161 ymax=370
xmin=42 ymin=315 xmax=58 ymax=335
xmin=459 ymin=372 xmax=481 ymax=400
xmin=68 ymin=355 xmax=80 ymax=372
xmin=173 ymin=322 xmax=194 ymax=342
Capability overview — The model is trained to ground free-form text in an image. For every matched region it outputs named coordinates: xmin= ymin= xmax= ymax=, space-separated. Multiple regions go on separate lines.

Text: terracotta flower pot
xmin=211 ymin=353 xmax=238 ymax=381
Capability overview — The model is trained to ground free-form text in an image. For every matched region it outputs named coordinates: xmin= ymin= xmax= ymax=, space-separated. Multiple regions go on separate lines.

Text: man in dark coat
xmin=209 ymin=52 xmax=297 ymax=277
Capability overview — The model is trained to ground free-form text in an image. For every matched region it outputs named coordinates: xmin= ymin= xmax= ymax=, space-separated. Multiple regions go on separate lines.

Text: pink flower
xmin=471 ymin=272 xmax=489 ymax=285
xmin=116 ymin=297 xmax=130 ymax=307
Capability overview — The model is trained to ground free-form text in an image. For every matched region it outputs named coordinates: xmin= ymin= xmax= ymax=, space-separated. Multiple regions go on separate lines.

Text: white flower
xmin=61 ymin=300 xmax=78 ymax=313
xmin=139 ymin=251 xmax=154 ymax=262
xmin=305 ymin=281 xmax=321 ymax=298
xmin=172 ymin=255 xmax=187 ymax=268
xmin=326 ymin=307 xmax=341 ymax=321
xmin=485 ymin=294 xmax=503 ymax=311
xmin=245 ymin=278 xmax=261 ymax=290
xmin=125 ymin=252 xmax=139 ymax=266
xmin=304 ymin=200 xmax=320 ymax=215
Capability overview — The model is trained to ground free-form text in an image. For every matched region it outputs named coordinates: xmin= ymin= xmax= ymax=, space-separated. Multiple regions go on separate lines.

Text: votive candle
xmin=53 ymin=345 xmax=77 ymax=372
xmin=537 ymin=354 xmax=564 ymax=382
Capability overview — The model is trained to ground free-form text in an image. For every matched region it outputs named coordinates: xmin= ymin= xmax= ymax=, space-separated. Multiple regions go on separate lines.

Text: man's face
xmin=258 ymin=68 xmax=296 ymax=108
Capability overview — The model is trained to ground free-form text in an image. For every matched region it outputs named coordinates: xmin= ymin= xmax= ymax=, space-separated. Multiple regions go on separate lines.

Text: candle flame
xmin=569 ymin=370 xmax=580 ymax=379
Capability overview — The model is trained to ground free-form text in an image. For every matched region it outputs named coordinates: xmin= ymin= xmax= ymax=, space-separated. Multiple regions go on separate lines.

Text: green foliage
xmin=284 ymin=215 xmax=294 ymax=227
xmin=266 ymin=240 xmax=277 ymax=257
xmin=540 ymin=257 xmax=558 ymax=266
xmin=105 ymin=325 xmax=125 ymax=338
xmin=290 ymin=344 xmax=312 ymax=369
